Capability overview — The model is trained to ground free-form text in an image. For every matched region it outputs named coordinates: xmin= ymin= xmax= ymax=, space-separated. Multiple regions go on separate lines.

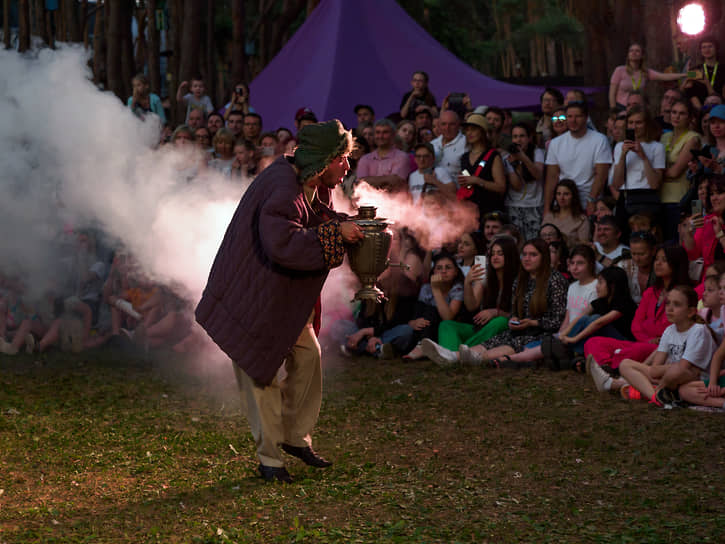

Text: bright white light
xmin=677 ymin=3 xmax=706 ymax=36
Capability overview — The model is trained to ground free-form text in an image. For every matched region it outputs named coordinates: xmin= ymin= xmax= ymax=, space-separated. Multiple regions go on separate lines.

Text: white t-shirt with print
xmin=504 ymin=147 xmax=545 ymax=208
xmin=657 ymin=323 xmax=717 ymax=378
xmin=545 ymin=130 xmax=612 ymax=207
xmin=408 ymin=167 xmax=454 ymax=203
xmin=608 ymin=141 xmax=666 ymax=191
xmin=566 ymin=279 xmax=598 ymax=321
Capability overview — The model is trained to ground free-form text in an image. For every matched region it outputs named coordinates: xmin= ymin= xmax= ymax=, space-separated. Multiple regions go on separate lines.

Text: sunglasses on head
xmin=630 ymin=230 xmax=656 ymax=243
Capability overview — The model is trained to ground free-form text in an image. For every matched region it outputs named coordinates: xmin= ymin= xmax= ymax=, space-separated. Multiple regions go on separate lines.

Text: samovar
xmin=346 ymin=206 xmax=394 ymax=302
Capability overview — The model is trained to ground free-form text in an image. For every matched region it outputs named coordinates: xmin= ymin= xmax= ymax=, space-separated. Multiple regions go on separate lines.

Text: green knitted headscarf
xmin=294 ymin=119 xmax=353 ymax=181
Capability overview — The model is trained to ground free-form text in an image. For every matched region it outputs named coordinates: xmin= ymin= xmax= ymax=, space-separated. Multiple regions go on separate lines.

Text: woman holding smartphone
xmin=422 ymin=238 xmax=567 ymax=367
xmin=681 ymin=175 xmax=725 ymax=282
xmin=609 ymin=106 xmax=665 ymax=219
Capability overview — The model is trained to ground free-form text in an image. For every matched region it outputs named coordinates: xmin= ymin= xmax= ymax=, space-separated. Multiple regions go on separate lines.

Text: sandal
xmin=489 ymin=355 xmax=518 ymax=369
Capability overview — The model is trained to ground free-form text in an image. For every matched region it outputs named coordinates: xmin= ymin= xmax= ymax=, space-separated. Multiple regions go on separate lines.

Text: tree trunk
xmin=106 ymin=0 xmax=124 ymax=97
xmin=134 ymin=7 xmax=147 ymax=73
xmin=18 ymin=0 xmax=31 ymax=52
xmin=3 ymin=0 xmax=10 ymax=49
xmin=269 ymin=0 xmax=306 ymax=61
xmin=33 ymin=0 xmax=48 ymax=44
xmin=231 ymin=0 xmax=247 ymax=86
xmin=178 ymin=0 xmax=201 ymax=84
xmin=146 ymin=0 xmax=161 ymax=95
xmin=168 ymin=0 xmax=183 ymax=125
xmin=119 ymin=0 xmax=134 ymax=98
xmin=81 ymin=0 xmax=89 ymax=48
xmin=65 ymin=0 xmax=81 ymax=42
xmin=92 ymin=2 xmax=105 ymax=84
xmin=205 ymin=0 xmax=216 ymax=105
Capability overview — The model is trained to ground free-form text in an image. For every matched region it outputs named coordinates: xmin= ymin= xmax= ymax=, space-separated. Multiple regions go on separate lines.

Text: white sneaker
xmin=590 ymin=360 xmax=611 ymax=392
xmin=25 ymin=334 xmax=35 ymax=354
xmin=420 ymin=338 xmax=458 ymax=367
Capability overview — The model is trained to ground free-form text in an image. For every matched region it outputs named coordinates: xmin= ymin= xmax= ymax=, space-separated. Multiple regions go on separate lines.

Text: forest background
xmin=3 ymin=0 xmax=725 ymax=125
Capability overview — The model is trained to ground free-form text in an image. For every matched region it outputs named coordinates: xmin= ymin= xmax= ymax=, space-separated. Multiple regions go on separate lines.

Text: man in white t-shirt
xmin=408 ymin=143 xmax=455 ymax=203
xmin=431 ymin=110 xmax=467 ymax=181
xmin=593 ymin=216 xmax=629 ymax=267
xmin=544 ymin=102 xmax=612 ymax=215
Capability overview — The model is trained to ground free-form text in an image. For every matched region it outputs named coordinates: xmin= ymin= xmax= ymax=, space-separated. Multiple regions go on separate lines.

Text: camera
xmin=235 ymin=87 xmax=244 ymax=95
xmin=507 ymin=143 xmax=520 ymax=154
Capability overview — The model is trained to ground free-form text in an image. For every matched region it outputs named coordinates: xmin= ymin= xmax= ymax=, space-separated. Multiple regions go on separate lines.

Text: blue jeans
xmin=567 ymin=314 xmax=626 ymax=354
xmin=352 ymin=324 xmax=416 ymax=356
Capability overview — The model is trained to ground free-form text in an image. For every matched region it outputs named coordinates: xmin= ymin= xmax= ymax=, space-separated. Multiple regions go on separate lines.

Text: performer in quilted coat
xmin=196 ymin=119 xmax=364 ymax=483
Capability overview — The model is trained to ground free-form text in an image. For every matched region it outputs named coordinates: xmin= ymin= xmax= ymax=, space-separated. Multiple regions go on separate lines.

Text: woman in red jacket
xmin=583 ymin=244 xmax=691 ymax=371
xmin=681 ymin=175 xmax=725 ymax=283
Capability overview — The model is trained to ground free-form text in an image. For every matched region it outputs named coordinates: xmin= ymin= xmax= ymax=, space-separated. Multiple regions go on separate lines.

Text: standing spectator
xmin=295 ymin=108 xmax=318 ymax=133
xmin=609 ymin=106 xmax=665 ymax=221
xmin=356 ymin=119 xmax=412 ymax=191
xmin=609 ymin=43 xmax=685 ymax=110
xmin=408 ymin=142 xmax=454 ymax=203
xmin=414 ymin=106 xmax=434 ymax=131
xmin=536 ymin=87 xmax=564 ymax=148
xmin=431 ymin=110 xmax=467 ymax=182
xmin=544 ymin=101 xmax=612 ymax=216
xmin=243 ymin=113 xmax=263 ymax=145
xmin=660 ymin=99 xmax=701 ymax=239
xmin=457 ymin=114 xmax=506 ymax=227
xmin=400 ymin=71 xmax=438 ymax=120
xmin=127 ymin=73 xmax=166 ymax=124
xmin=505 ymin=122 xmax=545 ymax=241
xmin=682 ymin=36 xmax=725 ymax=110
xmin=354 ymin=104 xmax=375 ymax=133
xmin=176 ymin=76 xmax=214 ymax=124
xmin=226 ymin=111 xmax=244 ymax=138
xmin=222 ymin=83 xmax=255 ymax=120
xmin=548 ymin=107 xmax=569 ymax=148
xmin=485 ymin=106 xmax=511 ymax=149
xmin=207 ymin=112 xmax=224 ymax=139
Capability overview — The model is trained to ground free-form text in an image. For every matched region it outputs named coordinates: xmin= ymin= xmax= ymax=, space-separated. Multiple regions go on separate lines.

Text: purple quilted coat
xmin=195 ymin=156 xmax=346 ymax=385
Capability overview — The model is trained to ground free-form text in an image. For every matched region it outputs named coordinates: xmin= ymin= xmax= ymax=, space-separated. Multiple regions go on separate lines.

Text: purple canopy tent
xmin=249 ymin=0 xmax=561 ymax=132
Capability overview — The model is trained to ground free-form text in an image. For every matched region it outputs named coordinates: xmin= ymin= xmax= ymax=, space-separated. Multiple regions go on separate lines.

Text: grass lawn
xmin=1 ymin=346 xmax=724 ymax=543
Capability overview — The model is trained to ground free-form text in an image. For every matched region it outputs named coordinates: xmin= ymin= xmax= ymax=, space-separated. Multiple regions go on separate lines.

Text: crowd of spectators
xmin=3 ymin=34 xmax=725 ymax=411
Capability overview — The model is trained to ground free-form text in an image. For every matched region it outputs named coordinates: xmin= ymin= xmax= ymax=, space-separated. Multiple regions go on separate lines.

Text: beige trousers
xmin=233 ymin=314 xmax=322 ymax=467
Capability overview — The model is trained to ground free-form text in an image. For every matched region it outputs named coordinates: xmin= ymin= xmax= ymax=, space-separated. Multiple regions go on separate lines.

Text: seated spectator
xmin=457 ymin=113 xmax=506 ymax=228
xmin=381 ymin=251 xmax=464 ymax=360
xmin=422 ymin=238 xmax=567 ymax=367
xmin=400 ymin=71 xmax=438 ymax=120
xmin=428 ymin=236 xmax=520 ymax=353
xmin=536 ymin=87 xmax=564 ymax=148
xmin=593 ymin=216 xmax=629 ymax=267
xmin=418 ymin=127 xmax=434 ymax=143
xmin=0 ymin=272 xmax=37 ymax=355
xmin=127 ymin=73 xmax=166 ymax=124
xmin=549 ymin=240 xmax=570 ymax=280
xmin=584 ymin=244 xmax=690 ymax=378
xmin=356 ymin=119 xmax=412 ymax=191
xmin=614 ymin=285 xmax=717 ymax=406
xmin=482 ymin=211 xmax=506 ymax=251
xmin=618 ymin=230 xmax=657 ymax=303
xmin=431 ymin=110 xmax=467 ymax=181
xmin=542 ymin=179 xmax=591 ymax=248
xmin=208 ymin=128 xmax=236 ymax=176
xmin=698 ymin=273 xmax=724 ymax=343
xmin=505 ymin=122 xmax=545 ymax=241
xmin=176 ymin=76 xmax=214 ymax=124
xmin=456 ymin=230 xmax=485 ymax=277
xmin=544 ymin=101 xmax=612 ymax=215
xmin=539 ymin=223 xmax=564 ymax=245
xmin=408 ymin=142 xmax=454 ymax=203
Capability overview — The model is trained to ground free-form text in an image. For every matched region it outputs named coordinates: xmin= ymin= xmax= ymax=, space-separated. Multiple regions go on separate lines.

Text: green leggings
xmin=437 ymin=316 xmax=509 ymax=351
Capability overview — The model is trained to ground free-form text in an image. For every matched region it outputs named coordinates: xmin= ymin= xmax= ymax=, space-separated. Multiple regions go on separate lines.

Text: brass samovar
xmin=346 ymin=206 xmax=394 ymax=302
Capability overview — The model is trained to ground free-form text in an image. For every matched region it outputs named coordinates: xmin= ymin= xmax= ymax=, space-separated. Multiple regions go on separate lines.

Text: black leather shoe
xmin=258 ymin=464 xmax=293 ymax=483
xmin=281 ymin=443 xmax=333 ymax=468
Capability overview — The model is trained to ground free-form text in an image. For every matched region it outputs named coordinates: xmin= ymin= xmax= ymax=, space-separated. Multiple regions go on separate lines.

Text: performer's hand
xmin=341 ymin=221 xmax=364 ymax=243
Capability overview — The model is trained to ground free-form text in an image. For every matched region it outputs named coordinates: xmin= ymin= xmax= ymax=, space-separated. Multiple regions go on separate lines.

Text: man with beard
xmin=196 ymin=120 xmax=364 ymax=483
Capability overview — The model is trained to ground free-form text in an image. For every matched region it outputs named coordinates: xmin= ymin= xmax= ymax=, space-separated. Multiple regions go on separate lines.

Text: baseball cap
xmin=295 ymin=107 xmax=315 ymax=122
xmin=710 ymin=104 xmax=725 ymax=122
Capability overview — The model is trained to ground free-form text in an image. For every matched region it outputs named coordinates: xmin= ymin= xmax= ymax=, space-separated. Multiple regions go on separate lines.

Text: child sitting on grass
xmin=591 ymin=285 xmax=717 ymax=405
xmin=699 ymin=274 xmax=724 ymax=343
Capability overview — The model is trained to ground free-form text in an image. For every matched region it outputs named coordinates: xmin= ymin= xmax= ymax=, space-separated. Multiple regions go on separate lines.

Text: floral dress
xmin=481 ymin=271 xmax=568 ymax=352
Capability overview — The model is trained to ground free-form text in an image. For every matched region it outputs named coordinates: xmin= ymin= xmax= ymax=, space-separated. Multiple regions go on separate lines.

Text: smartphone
xmin=474 ymin=255 xmax=487 ymax=269
xmin=692 ymin=199 xmax=703 ymax=216
xmin=509 ymin=319 xmax=521 ymax=326
xmin=461 ymin=169 xmax=471 ymax=177
xmin=625 ymin=128 xmax=635 ymax=141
